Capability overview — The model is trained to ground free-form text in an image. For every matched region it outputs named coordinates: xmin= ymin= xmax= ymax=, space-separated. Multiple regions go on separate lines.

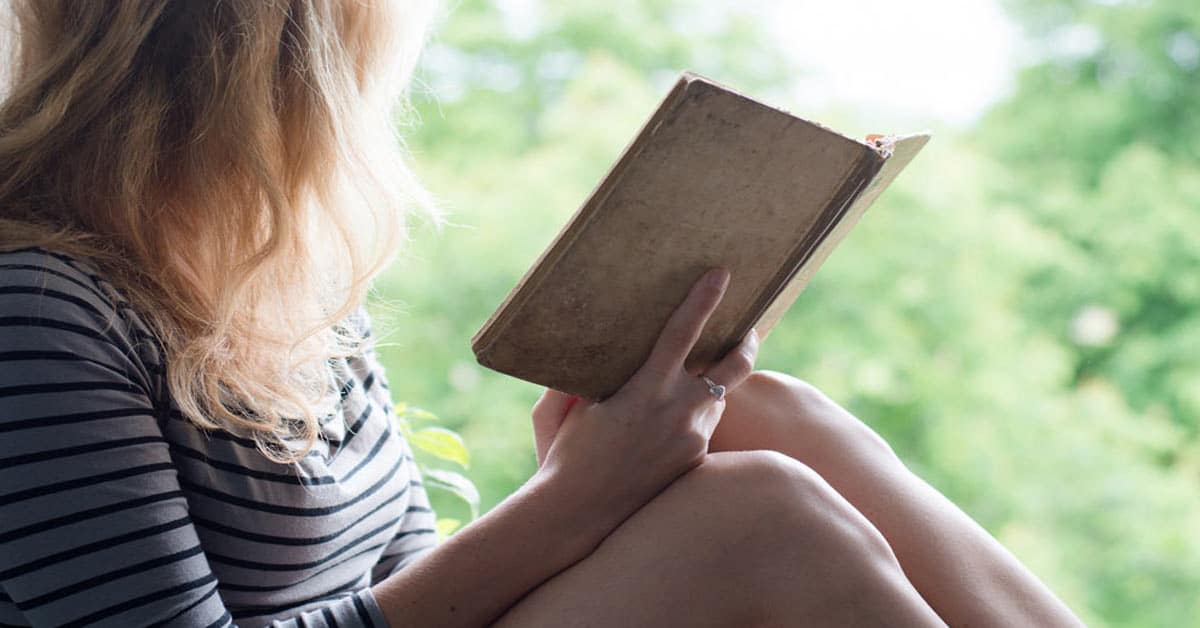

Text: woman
xmin=0 ymin=1 xmax=1083 ymax=626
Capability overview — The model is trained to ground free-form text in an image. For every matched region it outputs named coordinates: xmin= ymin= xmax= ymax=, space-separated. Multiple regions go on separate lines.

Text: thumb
xmin=531 ymin=389 xmax=579 ymax=466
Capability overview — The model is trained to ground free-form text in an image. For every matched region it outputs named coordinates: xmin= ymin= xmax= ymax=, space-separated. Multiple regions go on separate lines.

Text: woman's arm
xmin=372 ymin=467 xmax=614 ymax=627
xmin=374 ymin=267 xmax=762 ymax=627
xmin=0 ymin=254 xmax=384 ymax=627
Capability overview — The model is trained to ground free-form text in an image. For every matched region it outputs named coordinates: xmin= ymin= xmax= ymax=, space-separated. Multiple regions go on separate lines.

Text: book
xmin=470 ymin=71 xmax=930 ymax=401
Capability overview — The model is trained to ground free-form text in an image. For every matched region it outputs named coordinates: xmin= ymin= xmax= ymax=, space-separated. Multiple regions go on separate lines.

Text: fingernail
xmin=748 ymin=328 xmax=759 ymax=344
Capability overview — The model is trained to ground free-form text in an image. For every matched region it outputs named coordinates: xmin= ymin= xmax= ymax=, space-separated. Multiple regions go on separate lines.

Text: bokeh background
xmin=369 ymin=1 xmax=1200 ymax=625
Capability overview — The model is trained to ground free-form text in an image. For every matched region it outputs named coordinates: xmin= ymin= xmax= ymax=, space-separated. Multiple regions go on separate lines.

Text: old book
xmin=471 ymin=71 xmax=930 ymax=400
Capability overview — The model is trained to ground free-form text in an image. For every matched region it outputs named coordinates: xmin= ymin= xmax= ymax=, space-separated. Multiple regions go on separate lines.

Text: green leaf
xmin=397 ymin=404 xmax=439 ymax=422
xmin=410 ymin=426 xmax=470 ymax=467
xmin=436 ymin=517 xmax=462 ymax=539
xmin=408 ymin=407 xmax=439 ymax=421
xmin=424 ymin=468 xmax=480 ymax=520
xmin=410 ymin=426 xmax=470 ymax=468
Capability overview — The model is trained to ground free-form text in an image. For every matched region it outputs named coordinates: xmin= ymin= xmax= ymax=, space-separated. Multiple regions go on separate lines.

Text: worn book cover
xmin=471 ymin=71 xmax=930 ymax=400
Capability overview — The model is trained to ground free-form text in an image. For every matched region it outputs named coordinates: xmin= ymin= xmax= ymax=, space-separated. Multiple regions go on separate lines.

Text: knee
xmin=743 ymin=369 xmax=822 ymax=401
xmin=741 ymin=370 xmax=900 ymax=463
xmin=697 ymin=451 xmax=896 ymax=567
xmin=693 ymin=451 xmax=909 ymax=619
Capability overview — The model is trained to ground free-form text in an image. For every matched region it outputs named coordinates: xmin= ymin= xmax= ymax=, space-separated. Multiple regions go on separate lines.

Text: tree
xmin=983 ymin=0 xmax=1200 ymax=439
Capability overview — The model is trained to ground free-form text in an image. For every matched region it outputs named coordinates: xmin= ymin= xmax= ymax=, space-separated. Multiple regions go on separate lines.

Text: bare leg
xmin=710 ymin=371 xmax=1084 ymax=628
xmin=493 ymin=450 xmax=945 ymax=627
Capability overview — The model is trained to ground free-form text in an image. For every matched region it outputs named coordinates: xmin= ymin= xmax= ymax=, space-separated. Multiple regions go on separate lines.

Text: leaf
xmin=408 ymin=407 xmax=439 ymax=421
xmin=424 ymin=468 xmax=480 ymax=520
xmin=436 ymin=517 xmax=462 ymax=539
xmin=410 ymin=426 xmax=470 ymax=468
xmin=397 ymin=404 xmax=439 ymax=422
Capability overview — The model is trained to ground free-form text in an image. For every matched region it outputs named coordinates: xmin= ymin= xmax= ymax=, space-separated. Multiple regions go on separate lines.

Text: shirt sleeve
xmin=348 ymin=310 xmax=441 ymax=584
xmin=0 ymin=253 xmax=389 ymax=627
xmin=370 ymin=436 xmax=440 ymax=583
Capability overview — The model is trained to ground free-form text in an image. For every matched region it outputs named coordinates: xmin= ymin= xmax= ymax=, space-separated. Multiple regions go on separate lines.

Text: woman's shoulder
xmin=0 ymin=245 xmax=134 ymax=316
xmin=0 ymin=246 xmax=161 ymax=383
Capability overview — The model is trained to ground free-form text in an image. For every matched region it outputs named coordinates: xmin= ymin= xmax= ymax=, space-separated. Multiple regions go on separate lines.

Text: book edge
xmin=750 ymin=132 xmax=932 ymax=340
xmin=683 ymin=72 xmax=892 ymax=155
xmin=705 ymin=146 xmax=885 ymax=366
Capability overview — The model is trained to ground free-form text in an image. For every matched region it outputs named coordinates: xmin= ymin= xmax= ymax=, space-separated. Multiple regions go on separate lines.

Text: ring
xmin=700 ymin=375 xmax=726 ymax=401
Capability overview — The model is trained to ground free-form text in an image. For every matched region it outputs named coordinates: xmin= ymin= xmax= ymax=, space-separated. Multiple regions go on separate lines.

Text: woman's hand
xmin=529 ymin=267 xmax=761 ymax=530
xmin=375 ymin=270 xmax=758 ymax=628
xmin=530 ymin=390 xmax=576 ymax=466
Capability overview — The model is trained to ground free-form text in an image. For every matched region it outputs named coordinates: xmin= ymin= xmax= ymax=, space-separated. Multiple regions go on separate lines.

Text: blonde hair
xmin=0 ymin=0 xmax=438 ymax=461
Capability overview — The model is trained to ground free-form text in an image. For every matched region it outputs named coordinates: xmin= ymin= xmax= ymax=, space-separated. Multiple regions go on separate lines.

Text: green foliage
xmin=436 ymin=518 xmax=464 ymax=538
xmin=971 ymin=3 xmax=1200 ymax=622
xmin=981 ymin=1 xmax=1200 ymax=446
xmin=422 ymin=469 xmax=481 ymax=521
xmin=372 ymin=1 xmax=1200 ymax=625
xmin=408 ymin=426 xmax=471 ymax=469
xmin=393 ymin=403 xmax=480 ymax=535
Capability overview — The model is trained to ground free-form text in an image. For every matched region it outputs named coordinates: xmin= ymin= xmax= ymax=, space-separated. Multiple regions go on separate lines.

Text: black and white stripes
xmin=0 ymin=249 xmax=438 ymax=627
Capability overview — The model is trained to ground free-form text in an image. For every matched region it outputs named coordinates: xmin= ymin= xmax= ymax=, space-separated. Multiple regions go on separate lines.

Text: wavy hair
xmin=0 ymin=0 xmax=438 ymax=461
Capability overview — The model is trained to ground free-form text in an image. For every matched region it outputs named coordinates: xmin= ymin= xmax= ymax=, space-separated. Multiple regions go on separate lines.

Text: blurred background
xmin=368 ymin=1 xmax=1200 ymax=625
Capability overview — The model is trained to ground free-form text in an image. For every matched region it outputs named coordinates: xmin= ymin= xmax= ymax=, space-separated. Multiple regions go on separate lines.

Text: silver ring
xmin=700 ymin=375 xmax=726 ymax=401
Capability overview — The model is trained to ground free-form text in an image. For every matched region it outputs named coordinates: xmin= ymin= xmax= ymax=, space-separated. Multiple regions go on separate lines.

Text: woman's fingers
xmin=531 ymin=389 xmax=579 ymax=466
xmin=638 ymin=268 xmax=731 ymax=382
xmin=532 ymin=388 xmax=577 ymax=420
xmin=699 ymin=328 xmax=760 ymax=394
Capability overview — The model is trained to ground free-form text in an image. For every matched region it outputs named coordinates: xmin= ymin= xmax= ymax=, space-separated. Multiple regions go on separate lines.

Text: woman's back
xmin=0 ymin=248 xmax=437 ymax=627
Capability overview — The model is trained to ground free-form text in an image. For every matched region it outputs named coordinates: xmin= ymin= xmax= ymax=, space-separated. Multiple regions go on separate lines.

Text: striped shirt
xmin=0 ymin=248 xmax=439 ymax=627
